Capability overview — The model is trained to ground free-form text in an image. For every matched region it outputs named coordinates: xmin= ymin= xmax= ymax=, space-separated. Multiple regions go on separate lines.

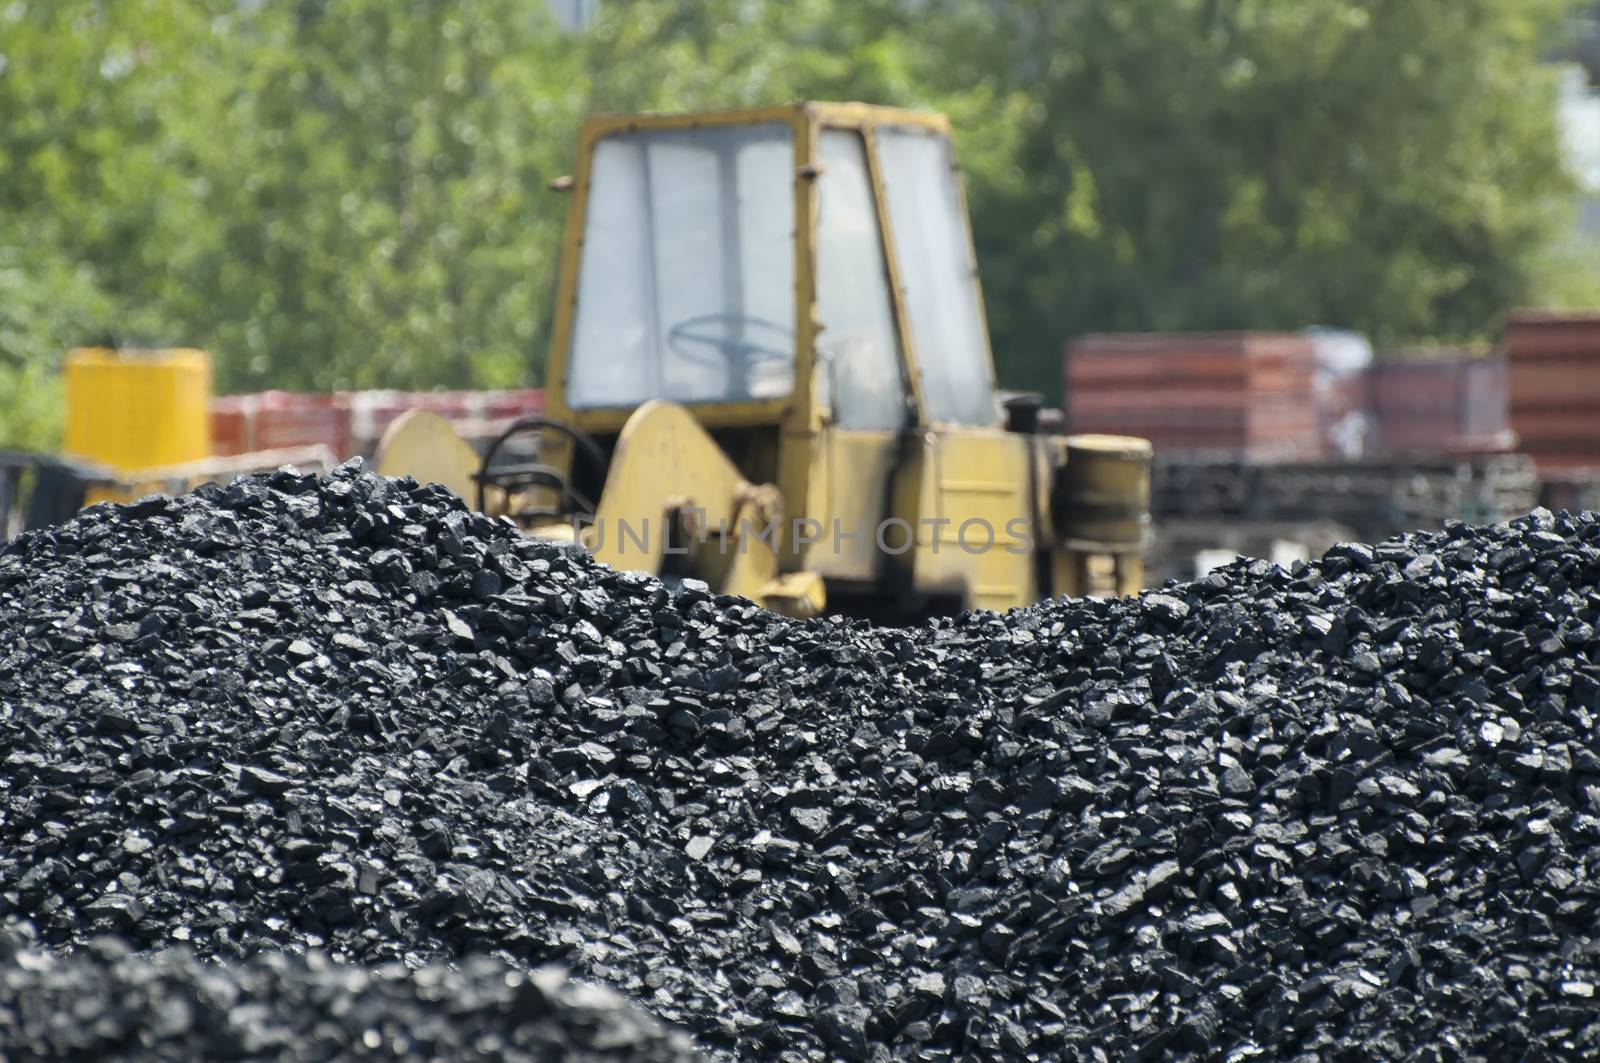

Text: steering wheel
xmin=666 ymin=313 xmax=794 ymax=369
xmin=475 ymin=416 xmax=609 ymax=520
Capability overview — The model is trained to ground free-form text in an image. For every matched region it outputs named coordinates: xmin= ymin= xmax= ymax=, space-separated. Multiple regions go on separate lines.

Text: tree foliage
xmin=0 ymin=0 xmax=1594 ymax=443
xmin=954 ymin=0 xmax=1597 ymax=388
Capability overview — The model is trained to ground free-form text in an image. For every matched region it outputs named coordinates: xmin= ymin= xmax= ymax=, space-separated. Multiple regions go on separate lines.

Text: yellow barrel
xmin=64 ymin=348 xmax=212 ymax=473
xmin=1056 ymin=433 xmax=1153 ymax=548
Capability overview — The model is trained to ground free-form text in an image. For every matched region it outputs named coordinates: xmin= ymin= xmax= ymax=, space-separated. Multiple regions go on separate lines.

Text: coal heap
xmin=0 ymin=935 xmax=696 ymax=1061
xmin=2 ymin=462 xmax=1599 ymax=1059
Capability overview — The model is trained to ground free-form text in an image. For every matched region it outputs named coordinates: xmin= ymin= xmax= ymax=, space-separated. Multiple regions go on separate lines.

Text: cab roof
xmin=578 ymin=102 xmax=952 ymax=140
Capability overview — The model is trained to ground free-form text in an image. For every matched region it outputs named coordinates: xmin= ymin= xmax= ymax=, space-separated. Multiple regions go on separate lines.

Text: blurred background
xmin=5 ymin=0 xmax=1600 ymax=580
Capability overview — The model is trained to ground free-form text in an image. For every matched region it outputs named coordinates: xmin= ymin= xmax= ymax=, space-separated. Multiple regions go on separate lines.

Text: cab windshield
xmin=566 ymin=122 xmax=796 ymax=409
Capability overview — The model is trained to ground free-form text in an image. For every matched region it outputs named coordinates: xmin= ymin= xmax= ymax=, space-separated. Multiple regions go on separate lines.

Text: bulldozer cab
xmin=432 ymin=102 xmax=1148 ymax=618
xmin=545 ymin=102 xmax=996 ymax=439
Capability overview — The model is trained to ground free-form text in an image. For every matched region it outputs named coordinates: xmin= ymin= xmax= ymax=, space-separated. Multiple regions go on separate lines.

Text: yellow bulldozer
xmin=374 ymin=102 xmax=1151 ymax=620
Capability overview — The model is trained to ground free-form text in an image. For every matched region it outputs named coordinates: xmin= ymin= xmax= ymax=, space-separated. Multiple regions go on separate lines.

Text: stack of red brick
xmin=1505 ymin=313 xmax=1600 ymax=473
xmin=1064 ymin=333 xmax=1324 ymax=460
xmin=1365 ymin=354 xmax=1512 ymax=457
xmin=1065 ymin=331 xmax=1522 ymax=461
xmin=211 ymin=389 xmax=545 ymax=460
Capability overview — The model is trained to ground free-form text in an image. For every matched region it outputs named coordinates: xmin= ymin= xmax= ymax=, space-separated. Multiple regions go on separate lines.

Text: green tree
xmin=0 ymin=0 xmax=193 ymax=446
xmin=937 ymin=0 xmax=1595 ymax=395
xmin=0 ymin=249 xmax=112 ymax=450
xmin=0 ymin=0 xmax=1593 ymax=443
xmin=129 ymin=0 xmax=589 ymax=392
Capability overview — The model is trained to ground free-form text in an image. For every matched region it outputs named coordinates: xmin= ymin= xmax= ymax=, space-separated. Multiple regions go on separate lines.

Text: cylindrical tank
xmin=64 ymin=348 xmax=212 ymax=472
xmin=1055 ymin=433 xmax=1153 ymax=548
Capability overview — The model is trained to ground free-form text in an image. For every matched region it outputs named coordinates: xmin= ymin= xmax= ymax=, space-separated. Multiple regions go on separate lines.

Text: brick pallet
xmin=210 ymin=388 xmax=545 ymax=460
xmin=1366 ymin=353 xmax=1512 ymax=457
xmin=1506 ymin=313 xmax=1600 ymax=473
xmin=1064 ymin=332 xmax=1324 ymax=460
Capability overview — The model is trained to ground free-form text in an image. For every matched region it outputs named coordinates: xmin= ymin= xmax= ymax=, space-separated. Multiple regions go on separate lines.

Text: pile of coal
xmin=0 ymin=934 xmax=696 ymax=1061
xmin=2 ymin=462 xmax=1599 ymax=1059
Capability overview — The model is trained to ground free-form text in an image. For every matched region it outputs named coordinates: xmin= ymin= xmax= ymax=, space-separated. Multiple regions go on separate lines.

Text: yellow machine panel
xmin=64 ymin=348 xmax=212 ymax=472
xmin=4 ymin=347 xmax=343 ymax=529
xmin=372 ymin=410 xmax=485 ymax=504
xmin=910 ymin=430 xmax=1040 ymax=613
